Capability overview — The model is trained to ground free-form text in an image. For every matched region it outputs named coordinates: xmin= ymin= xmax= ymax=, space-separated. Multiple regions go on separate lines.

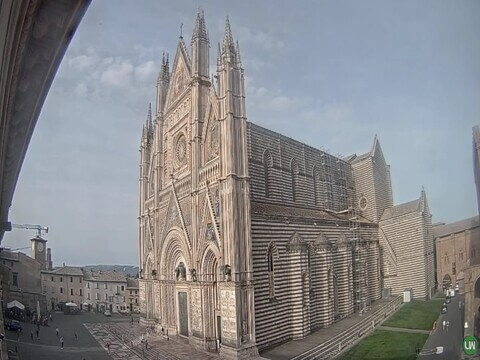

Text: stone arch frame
xmin=291 ymin=158 xmax=299 ymax=202
xmin=442 ymin=273 xmax=452 ymax=288
xmin=159 ymin=227 xmax=192 ymax=281
xmin=144 ymin=251 xmax=155 ymax=279
xmin=263 ymin=149 xmax=274 ymax=197
xmin=200 ymin=242 xmax=221 ymax=281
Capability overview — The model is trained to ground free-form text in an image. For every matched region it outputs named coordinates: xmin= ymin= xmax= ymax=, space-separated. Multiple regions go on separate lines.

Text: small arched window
xmin=291 ymin=158 xmax=299 ymax=202
xmin=268 ymin=249 xmax=275 ymax=298
xmin=263 ymin=149 xmax=274 ymax=197
xmin=266 ymin=242 xmax=278 ymax=300
xmin=313 ymin=166 xmax=321 ymax=206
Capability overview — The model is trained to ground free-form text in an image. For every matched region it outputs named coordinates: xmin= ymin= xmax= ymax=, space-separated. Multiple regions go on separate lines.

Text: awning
xmin=65 ymin=302 xmax=77 ymax=307
xmin=7 ymin=300 xmax=25 ymax=310
xmin=82 ymin=302 xmax=89 ymax=306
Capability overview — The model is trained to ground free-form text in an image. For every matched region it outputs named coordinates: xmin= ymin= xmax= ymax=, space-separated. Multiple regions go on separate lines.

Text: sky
xmin=3 ymin=0 xmax=480 ymax=266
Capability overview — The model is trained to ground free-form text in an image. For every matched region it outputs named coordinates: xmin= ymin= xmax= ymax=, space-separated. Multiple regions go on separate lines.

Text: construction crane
xmin=11 ymin=224 xmax=48 ymax=237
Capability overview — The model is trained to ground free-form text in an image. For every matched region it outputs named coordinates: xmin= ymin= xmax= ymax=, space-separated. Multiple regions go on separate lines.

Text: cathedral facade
xmin=137 ymin=12 xmax=430 ymax=358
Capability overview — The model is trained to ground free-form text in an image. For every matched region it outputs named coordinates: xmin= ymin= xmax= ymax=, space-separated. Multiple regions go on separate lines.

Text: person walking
xmin=56 ymin=327 xmax=59 ymax=337
xmin=60 ymin=336 xmax=64 ymax=349
xmin=74 ymin=330 xmax=78 ymax=341
xmin=49 ymin=313 xmax=52 ymax=322
xmin=446 ymin=320 xmax=450 ymax=332
xmin=36 ymin=328 xmax=39 ymax=339
xmin=442 ymin=320 xmax=446 ymax=330
xmin=30 ymin=330 xmax=34 ymax=342
xmin=106 ymin=341 xmax=110 ymax=353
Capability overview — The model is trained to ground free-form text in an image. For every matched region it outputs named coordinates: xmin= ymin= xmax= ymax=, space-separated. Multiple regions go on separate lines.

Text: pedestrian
xmin=36 ymin=328 xmax=39 ymax=339
xmin=161 ymin=327 xmax=164 ymax=336
xmin=167 ymin=329 xmax=169 ymax=341
xmin=145 ymin=339 xmax=148 ymax=350
xmin=432 ymin=321 xmax=436 ymax=330
xmin=75 ymin=330 xmax=78 ymax=340
xmin=106 ymin=341 xmax=110 ymax=353
xmin=442 ymin=320 xmax=446 ymax=330
xmin=30 ymin=330 xmax=34 ymax=342
xmin=56 ymin=327 xmax=59 ymax=337
xmin=60 ymin=336 xmax=64 ymax=349
xmin=446 ymin=320 xmax=450 ymax=332
xmin=49 ymin=313 xmax=52 ymax=322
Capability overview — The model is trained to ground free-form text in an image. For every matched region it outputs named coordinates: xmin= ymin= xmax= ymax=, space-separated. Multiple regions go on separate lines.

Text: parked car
xmin=104 ymin=310 xmax=112 ymax=317
xmin=445 ymin=296 xmax=451 ymax=304
xmin=455 ymin=284 xmax=459 ymax=292
xmin=5 ymin=320 xmax=22 ymax=332
xmin=441 ymin=305 xmax=448 ymax=314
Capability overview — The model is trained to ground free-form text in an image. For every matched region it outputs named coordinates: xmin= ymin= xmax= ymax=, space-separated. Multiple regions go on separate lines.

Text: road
xmin=419 ymin=293 xmax=464 ymax=360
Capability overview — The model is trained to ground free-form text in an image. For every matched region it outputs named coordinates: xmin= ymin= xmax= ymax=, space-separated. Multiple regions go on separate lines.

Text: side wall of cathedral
xmin=379 ymin=191 xmax=435 ymax=299
xmin=350 ymin=138 xmax=393 ymax=223
xmin=247 ymin=124 xmax=382 ymax=350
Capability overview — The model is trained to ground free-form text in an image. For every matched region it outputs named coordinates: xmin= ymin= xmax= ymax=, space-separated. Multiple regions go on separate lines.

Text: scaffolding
xmin=349 ymin=207 xmax=365 ymax=313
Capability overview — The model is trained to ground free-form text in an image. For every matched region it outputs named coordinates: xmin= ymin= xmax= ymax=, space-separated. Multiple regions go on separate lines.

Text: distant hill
xmin=83 ymin=265 xmax=139 ymax=277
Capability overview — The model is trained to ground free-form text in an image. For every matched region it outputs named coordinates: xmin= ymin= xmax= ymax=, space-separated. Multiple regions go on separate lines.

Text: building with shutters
xmin=137 ymin=11 xmax=434 ymax=358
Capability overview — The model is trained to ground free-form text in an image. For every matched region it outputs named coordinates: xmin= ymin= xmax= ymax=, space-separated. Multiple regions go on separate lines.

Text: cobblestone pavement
xmin=84 ymin=322 xmax=221 ymax=360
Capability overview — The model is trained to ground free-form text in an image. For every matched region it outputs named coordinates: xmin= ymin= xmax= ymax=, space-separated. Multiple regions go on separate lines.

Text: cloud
xmin=100 ymin=58 xmax=134 ymax=89
xmin=234 ymin=24 xmax=285 ymax=51
xmin=68 ymin=53 xmax=98 ymax=71
xmin=135 ymin=61 xmax=157 ymax=82
xmin=74 ymin=83 xmax=88 ymax=96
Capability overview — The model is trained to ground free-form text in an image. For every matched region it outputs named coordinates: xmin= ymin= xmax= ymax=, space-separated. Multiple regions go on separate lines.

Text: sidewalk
xmin=261 ymin=298 xmax=396 ymax=360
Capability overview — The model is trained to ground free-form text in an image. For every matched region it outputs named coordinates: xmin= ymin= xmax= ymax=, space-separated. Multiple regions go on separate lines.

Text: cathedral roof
xmin=380 ymin=198 xmax=419 ymax=221
xmin=433 ymin=216 xmax=480 ymax=239
xmin=251 ymin=201 xmax=373 ymax=224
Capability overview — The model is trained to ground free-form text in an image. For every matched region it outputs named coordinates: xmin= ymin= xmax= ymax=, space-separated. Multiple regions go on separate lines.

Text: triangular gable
xmin=203 ymin=95 xmax=220 ymax=162
xmin=164 ymin=40 xmax=191 ymax=111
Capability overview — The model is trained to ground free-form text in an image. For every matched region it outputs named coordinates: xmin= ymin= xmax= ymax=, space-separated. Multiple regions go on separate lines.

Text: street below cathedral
xmin=419 ymin=294 xmax=464 ymax=360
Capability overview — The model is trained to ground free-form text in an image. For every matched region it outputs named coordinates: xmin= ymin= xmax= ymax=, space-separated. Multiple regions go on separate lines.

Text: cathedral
xmin=137 ymin=11 xmax=434 ymax=359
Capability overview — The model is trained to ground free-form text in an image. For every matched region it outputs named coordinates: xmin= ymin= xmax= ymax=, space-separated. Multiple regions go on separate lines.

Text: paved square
xmin=5 ymin=312 xmax=221 ymax=360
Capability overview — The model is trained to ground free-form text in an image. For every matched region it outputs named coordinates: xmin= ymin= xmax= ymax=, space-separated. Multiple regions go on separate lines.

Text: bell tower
xmin=31 ymin=235 xmax=47 ymax=269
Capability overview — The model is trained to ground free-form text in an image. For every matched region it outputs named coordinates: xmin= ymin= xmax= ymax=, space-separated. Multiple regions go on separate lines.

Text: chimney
xmin=47 ymin=248 xmax=52 ymax=270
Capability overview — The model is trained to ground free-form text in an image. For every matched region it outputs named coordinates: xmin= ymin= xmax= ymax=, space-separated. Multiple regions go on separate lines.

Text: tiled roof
xmin=433 ymin=216 xmax=480 ymax=239
xmin=44 ymin=266 xmax=83 ymax=276
xmin=83 ymin=269 xmax=126 ymax=282
xmin=126 ymin=278 xmax=139 ymax=288
xmin=380 ymin=199 xmax=420 ymax=221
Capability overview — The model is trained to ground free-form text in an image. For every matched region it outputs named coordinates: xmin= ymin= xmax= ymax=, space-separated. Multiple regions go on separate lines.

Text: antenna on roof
xmin=180 ymin=23 xmax=183 ymax=39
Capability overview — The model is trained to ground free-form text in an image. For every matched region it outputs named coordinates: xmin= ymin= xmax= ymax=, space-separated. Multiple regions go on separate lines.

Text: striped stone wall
xmin=379 ymin=193 xmax=435 ymax=299
xmin=247 ymin=123 xmax=354 ymax=211
xmin=350 ymin=138 xmax=393 ymax=222
xmin=250 ymin=203 xmax=382 ymax=350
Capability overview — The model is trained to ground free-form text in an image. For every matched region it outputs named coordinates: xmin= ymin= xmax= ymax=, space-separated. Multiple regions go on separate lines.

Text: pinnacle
xmin=193 ymin=8 xmax=208 ymax=41
xmin=223 ymin=16 xmax=234 ymax=48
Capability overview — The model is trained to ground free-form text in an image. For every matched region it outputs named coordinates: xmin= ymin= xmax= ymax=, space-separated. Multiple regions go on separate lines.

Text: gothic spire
xmin=146 ymin=103 xmax=153 ymax=131
xmin=165 ymin=53 xmax=170 ymax=80
xmin=223 ymin=16 xmax=234 ymax=49
xmin=192 ymin=8 xmax=208 ymax=41
xmin=235 ymin=40 xmax=242 ymax=66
